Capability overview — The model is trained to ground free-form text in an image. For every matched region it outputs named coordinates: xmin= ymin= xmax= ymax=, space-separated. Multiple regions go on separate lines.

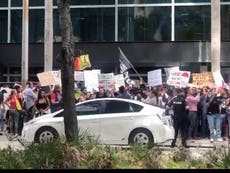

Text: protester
xmin=117 ymin=85 xmax=132 ymax=99
xmin=186 ymin=87 xmax=200 ymax=140
xmin=23 ymin=81 xmax=37 ymax=121
xmin=34 ymin=89 xmax=51 ymax=117
xmin=0 ymin=89 xmax=7 ymax=135
xmin=50 ymin=85 xmax=62 ymax=113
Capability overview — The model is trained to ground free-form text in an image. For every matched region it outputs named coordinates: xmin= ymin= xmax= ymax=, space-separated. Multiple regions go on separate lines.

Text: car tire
xmin=129 ymin=128 xmax=154 ymax=147
xmin=34 ymin=126 xmax=59 ymax=143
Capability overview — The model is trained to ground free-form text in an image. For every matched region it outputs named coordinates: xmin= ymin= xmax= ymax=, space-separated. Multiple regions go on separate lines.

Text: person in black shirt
xmin=167 ymin=88 xmax=188 ymax=148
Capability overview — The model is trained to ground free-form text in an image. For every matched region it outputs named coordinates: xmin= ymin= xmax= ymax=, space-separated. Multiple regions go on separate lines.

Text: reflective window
xmin=0 ymin=11 xmax=7 ymax=43
xmin=11 ymin=0 xmax=44 ymax=6
xmin=76 ymin=101 xmax=102 ymax=115
xmin=54 ymin=0 xmax=114 ymax=6
xmin=29 ymin=9 xmax=44 ymax=43
xmin=11 ymin=10 xmax=22 ymax=43
xmin=53 ymin=9 xmax=62 ymax=42
xmin=118 ymin=7 xmax=171 ymax=41
xmin=222 ymin=5 xmax=230 ymax=41
xmin=175 ymin=0 xmax=210 ymax=2
xmin=54 ymin=8 xmax=115 ymax=42
xmin=119 ymin=0 xmax=171 ymax=4
xmin=0 ymin=0 xmax=8 ymax=7
xmin=222 ymin=0 xmax=230 ymax=2
xmin=175 ymin=6 xmax=211 ymax=41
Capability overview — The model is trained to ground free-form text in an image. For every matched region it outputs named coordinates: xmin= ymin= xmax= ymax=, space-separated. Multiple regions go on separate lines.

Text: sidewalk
xmin=0 ymin=132 xmax=24 ymax=150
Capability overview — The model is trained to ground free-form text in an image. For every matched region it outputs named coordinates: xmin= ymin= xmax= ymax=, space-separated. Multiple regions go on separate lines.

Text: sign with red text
xmin=167 ymin=71 xmax=191 ymax=87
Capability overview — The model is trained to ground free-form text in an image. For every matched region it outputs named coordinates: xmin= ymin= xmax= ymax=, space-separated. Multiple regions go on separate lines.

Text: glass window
xmin=29 ymin=9 xmax=44 ymax=43
xmin=175 ymin=6 xmax=211 ymax=41
xmin=54 ymin=8 xmax=115 ymax=42
xmin=72 ymin=8 xmax=115 ymax=42
xmin=104 ymin=100 xmax=139 ymax=113
xmin=11 ymin=0 xmax=44 ymax=6
xmin=222 ymin=0 xmax=230 ymax=2
xmin=53 ymin=9 xmax=62 ymax=42
xmin=29 ymin=0 xmax=44 ymax=6
xmin=175 ymin=0 xmax=210 ymax=2
xmin=0 ymin=11 xmax=7 ymax=43
xmin=118 ymin=7 xmax=171 ymax=41
xmin=76 ymin=101 xmax=102 ymax=116
xmin=222 ymin=5 xmax=230 ymax=41
xmin=11 ymin=0 xmax=22 ymax=6
xmin=119 ymin=0 xmax=171 ymax=4
xmin=0 ymin=0 xmax=8 ymax=7
xmin=11 ymin=10 xmax=22 ymax=43
xmin=54 ymin=0 xmax=114 ymax=6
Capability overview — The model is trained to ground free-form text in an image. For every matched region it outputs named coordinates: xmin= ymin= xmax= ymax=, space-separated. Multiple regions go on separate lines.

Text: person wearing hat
xmin=167 ymin=88 xmax=188 ymax=148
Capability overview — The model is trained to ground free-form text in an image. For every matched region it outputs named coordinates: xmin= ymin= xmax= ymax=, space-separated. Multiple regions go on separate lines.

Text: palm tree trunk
xmin=57 ymin=0 xmax=78 ymax=142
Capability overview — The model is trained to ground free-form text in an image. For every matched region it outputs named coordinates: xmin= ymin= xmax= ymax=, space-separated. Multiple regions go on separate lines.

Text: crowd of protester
xmin=0 ymin=81 xmax=230 ymax=146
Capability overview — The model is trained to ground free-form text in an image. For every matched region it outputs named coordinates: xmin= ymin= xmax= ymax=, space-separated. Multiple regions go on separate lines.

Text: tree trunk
xmin=57 ymin=0 xmax=78 ymax=142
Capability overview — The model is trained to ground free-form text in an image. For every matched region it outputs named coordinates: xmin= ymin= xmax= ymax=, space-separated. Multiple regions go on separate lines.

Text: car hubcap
xmin=39 ymin=131 xmax=54 ymax=143
xmin=133 ymin=132 xmax=149 ymax=145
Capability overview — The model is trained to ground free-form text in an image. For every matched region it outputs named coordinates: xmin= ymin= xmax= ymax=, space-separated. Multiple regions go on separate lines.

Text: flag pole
xmin=118 ymin=47 xmax=146 ymax=85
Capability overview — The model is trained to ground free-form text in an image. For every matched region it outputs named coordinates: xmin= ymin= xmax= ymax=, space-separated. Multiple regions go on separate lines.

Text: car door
xmin=98 ymin=100 xmax=142 ymax=145
xmin=76 ymin=100 xmax=102 ymax=139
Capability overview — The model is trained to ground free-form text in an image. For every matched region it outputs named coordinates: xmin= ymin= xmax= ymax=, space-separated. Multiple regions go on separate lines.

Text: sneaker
xmin=216 ymin=138 xmax=223 ymax=142
xmin=210 ymin=138 xmax=214 ymax=143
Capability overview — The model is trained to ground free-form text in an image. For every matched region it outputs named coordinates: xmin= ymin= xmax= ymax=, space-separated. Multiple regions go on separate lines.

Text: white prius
xmin=21 ymin=98 xmax=174 ymax=146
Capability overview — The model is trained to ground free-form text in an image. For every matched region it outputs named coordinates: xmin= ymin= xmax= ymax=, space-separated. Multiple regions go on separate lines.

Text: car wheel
xmin=129 ymin=128 xmax=154 ymax=147
xmin=34 ymin=126 xmax=59 ymax=143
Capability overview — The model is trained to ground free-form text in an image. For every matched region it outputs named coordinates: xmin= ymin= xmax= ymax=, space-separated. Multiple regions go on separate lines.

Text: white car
xmin=21 ymin=98 xmax=174 ymax=146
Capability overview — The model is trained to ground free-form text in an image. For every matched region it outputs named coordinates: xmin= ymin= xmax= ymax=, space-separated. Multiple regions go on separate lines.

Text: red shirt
xmin=6 ymin=94 xmax=19 ymax=109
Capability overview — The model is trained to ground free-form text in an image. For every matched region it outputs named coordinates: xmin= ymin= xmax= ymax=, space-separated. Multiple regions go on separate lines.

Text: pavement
xmin=0 ymin=132 xmax=24 ymax=150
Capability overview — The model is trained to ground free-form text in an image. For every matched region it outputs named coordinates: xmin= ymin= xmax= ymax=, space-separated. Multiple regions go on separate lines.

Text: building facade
xmin=0 ymin=0 xmax=230 ymax=82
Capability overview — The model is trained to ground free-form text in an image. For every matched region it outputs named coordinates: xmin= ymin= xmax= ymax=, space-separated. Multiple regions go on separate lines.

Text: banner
xmin=147 ymin=69 xmax=162 ymax=87
xmin=113 ymin=74 xmax=125 ymax=91
xmin=83 ymin=70 xmax=100 ymax=92
xmin=192 ymin=72 xmax=214 ymax=86
xmin=74 ymin=71 xmax=84 ymax=81
xmin=74 ymin=54 xmax=91 ymax=71
xmin=167 ymin=71 xmax=191 ymax=87
xmin=98 ymin=73 xmax=114 ymax=90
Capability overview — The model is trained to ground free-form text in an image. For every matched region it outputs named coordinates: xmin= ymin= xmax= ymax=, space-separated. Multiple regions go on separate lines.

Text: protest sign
xmin=113 ymin=74 xmax=125 ymax=91
xmin=192 ymin=72 xmax=214 ymax=86
xmin=147 ymin=69 xmax=162 ymax=87
xmin=98 ymin=73 xmax=114 ymax=90
xmin=84 ymin=70 xmax=100 ymax=92
xmin=74 ymin=71 xmax=84 ymax=81
xmin=213 ymin=71 xmax=225 ymax=87
xmin=167 ymin=71 xmax=191 ymax=87
xmin=37 ymin=71 xmax=56 ymax=86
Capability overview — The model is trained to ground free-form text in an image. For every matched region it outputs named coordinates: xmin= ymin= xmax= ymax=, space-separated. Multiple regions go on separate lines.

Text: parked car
xmin=21 ymin=98 xmax=174 ymax=146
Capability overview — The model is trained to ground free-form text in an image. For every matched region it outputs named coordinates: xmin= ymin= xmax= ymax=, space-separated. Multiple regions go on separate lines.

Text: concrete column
xmin=44 ymin=0 xmax=53 ymax=71
xmin=21 ymin=0 xmax=29 ymax=88
xmin=211 ymin=0 xmax=221 ymax=73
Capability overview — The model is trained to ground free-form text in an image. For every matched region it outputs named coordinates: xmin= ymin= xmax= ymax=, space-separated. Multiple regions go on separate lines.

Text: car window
xmin=104 ymin=100 xmax=143 ymax=114
xmin=76 ymin=101 xmax=101 ymax=116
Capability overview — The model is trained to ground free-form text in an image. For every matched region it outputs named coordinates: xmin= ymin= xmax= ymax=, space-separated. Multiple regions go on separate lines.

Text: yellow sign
xmin=79 ymin=54 xmax=91 ymax=70
xmin=192 ymin=72 xmax=214 ymax=86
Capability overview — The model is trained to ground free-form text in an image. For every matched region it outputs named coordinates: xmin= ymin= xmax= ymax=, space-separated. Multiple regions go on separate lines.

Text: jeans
xmin=227 ymin=115 xmax=230 ymax=137
xmin=8 ymin=109 xmax=20 ymax=135
xmin=187 ymin=111 xmax=197 ymax=139
xmin=207 ymin=114 xmax=221 ymax=139
xmin=0 ymin=109 xmax=4 ymax=131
